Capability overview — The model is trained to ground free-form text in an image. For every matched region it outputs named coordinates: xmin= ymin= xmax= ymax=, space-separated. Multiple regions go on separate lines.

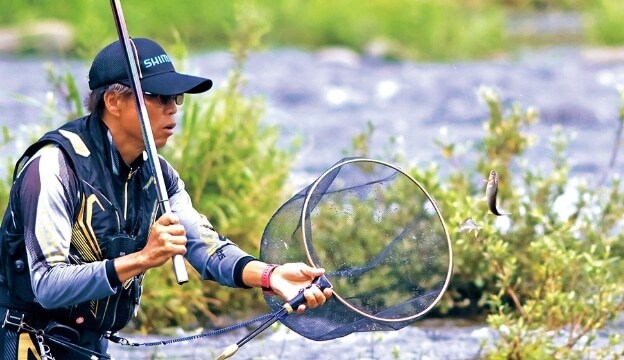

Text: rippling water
xmin=106 ymin=318 xmax=493 ymax=360
xmin=2 ymin=45 xmax=624 ymax=179
xmin=107 ymin=315 xmax=624 ymax=359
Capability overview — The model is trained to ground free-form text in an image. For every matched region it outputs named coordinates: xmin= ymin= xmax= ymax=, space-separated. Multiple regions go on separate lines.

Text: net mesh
xmin=260 ymin=158 xmax=451 ymax=341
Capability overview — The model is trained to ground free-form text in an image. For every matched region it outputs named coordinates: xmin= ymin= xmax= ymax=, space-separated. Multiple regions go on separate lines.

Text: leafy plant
xmin=586 ymin=0 xmax=624 ymax=45
xmin=6 ymin=0 xmax=623 ymax=61
xmin=475 ymin=90 xmax=624 ymax=359
xmin=346 ymin=82 xmax=624 ymax=358
xmin=140 ymin=1 xmax=298 ymax=332
xmin=415 ymin=86 xmax=623 ymax=358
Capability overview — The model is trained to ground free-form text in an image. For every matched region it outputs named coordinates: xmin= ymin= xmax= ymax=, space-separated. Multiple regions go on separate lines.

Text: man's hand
xmin=142 ymin=212 xmax=187 ymax=268
xmin=113 ymin=212 xmax=187 ymax=283
xmin=269 ymin=263 xmax=333 ymax=313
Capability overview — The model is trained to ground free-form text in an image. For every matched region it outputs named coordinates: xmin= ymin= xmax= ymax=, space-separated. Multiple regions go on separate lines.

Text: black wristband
xmin=105 ymin=259 xmax=122 ymax=287
xmin=234 ymin=256 xmax=256 ymax=288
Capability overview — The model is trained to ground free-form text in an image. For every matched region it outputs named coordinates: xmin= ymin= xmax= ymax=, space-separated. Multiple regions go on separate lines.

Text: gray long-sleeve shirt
xmin=17 ymin=144 xmax=253 ymax=309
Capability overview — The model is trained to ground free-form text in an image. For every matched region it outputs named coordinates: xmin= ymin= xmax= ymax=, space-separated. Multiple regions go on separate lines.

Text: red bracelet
xmin=261 ymin=264 xmax=279 ymax=294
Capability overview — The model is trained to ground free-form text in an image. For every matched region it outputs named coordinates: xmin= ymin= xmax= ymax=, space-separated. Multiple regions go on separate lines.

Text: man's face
xmin=119 ymin=93 xmax=180 ymax=149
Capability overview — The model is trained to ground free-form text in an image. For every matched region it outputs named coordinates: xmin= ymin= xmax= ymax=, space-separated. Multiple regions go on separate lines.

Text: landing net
xmin=260 ymin=158 xmax=452 ymax=341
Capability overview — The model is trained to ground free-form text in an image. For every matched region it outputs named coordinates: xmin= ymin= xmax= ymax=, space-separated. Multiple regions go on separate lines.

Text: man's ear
xmin=103 ymin=91 xmax=123 ymax=118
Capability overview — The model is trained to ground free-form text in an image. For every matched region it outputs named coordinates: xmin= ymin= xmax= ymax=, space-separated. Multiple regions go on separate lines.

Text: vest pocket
xmin=1 ymin=231 xmax=36 ymax=304
xmin=100 ymin=234 xmax=139 ymax=258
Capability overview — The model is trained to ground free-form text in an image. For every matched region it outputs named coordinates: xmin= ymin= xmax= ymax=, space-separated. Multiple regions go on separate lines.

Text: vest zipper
xmin=123 ymin=168 xmax=138 ymax=224
xmin=123 ymin=170 xmax=131 ymax=220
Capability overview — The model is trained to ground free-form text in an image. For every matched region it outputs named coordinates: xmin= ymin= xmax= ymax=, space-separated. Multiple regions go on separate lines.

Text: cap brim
xmin=120 ymin=71 xmax=213 ymax=95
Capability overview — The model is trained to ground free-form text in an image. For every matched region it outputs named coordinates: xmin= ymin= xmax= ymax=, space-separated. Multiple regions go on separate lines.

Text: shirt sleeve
xmin=18 ymin=145 xmax=116 ymax=309
xmin=161 ymin=158 xmax=255 ymax=288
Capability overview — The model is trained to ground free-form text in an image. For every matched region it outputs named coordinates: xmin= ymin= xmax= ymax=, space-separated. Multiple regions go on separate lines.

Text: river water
xmin=2 ymin=45 xmax=624 ymax=179
xmin=106 ymin=315 xmax=624 ymax=359
xmin=1 ymin=46 xmax=624 ymax=359
xmin=107 ymin=318 xmax=494 ymax=360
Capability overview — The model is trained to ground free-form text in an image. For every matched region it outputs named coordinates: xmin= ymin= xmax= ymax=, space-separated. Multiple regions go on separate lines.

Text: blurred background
xmin=0 ymin=0 xmax=623 ymax=60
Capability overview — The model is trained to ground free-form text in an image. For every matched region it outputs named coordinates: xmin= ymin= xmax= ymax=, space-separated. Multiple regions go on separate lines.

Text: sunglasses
xmin=143 ymin=92 xmax=185 ymax=106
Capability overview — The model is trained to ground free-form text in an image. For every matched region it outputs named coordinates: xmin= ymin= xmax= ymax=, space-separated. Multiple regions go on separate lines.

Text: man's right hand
xmin=142 ymin=212 xmax=188 ymax=267
xmin=113 ymin=212 xmax=187 ymax=282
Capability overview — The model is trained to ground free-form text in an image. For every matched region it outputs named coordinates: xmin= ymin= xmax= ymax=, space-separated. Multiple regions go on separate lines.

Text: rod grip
xmin=172 ymin=254 xmax=188 ymax=284
xmin=284 ymin=275 xmax=332 ymax=312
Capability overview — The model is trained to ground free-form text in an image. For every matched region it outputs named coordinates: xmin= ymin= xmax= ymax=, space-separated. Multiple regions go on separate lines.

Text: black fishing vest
xmin=0 ymin=115 xmax=162 ymax=333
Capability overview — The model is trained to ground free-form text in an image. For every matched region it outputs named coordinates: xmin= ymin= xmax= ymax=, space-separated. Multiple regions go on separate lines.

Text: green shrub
xmin=478 ymin=136 xmax=624 ymax=357
xmin=1 ymin=0 xmax=603 ymax=62
xmin=265 ymin=0 xmax=506 ymax=61
xmin=139 ymin=2 xmax=298 ymax=332
xmin=586 ymin=0 xmax=624 ymax=45
xmin=359 ymin=85 xmax=624 ymax=358
xmin=469 ymin=89 xmax=624 ymax=358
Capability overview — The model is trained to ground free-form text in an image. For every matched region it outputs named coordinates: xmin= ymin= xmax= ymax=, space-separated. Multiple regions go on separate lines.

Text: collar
xmin=87 ymin=114 xmax=144 ymax=178
xmin=107 ymin=131 xmax=146 ymax=178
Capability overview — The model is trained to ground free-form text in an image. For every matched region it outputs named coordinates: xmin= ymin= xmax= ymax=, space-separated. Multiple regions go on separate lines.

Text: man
xmin=0 ymin=38 xmax=332 ymax=359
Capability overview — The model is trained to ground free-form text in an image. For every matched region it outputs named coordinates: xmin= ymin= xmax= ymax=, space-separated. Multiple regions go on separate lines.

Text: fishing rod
xmin=109 ymin=0 xmax=189 ymax=284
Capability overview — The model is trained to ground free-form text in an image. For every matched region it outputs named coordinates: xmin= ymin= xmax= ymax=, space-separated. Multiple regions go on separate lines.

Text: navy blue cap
xmin=88 ymin=38 xmax=213 ymax=95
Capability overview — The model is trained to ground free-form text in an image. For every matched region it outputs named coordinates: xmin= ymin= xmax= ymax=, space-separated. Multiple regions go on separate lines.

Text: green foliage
xmin=367 ymin=85 xmax=624 ymax=358
xmin=4 ymin=0 xmax=623 ymax=61
xmin=586 ymin=0 xmax=624 ymax=45
xmin=501 ymin=0 xmax=599 ymax=10
xmin=470 ymin=90 xmax=624 ymax=358
xmin=163 ymin=4 xmax=289 ymax=244
xmin=347 ymin=80 xmax=624 ymax=357
xmin=264 ymin=0 xmax=507 ymax=61
xmin=139 ymin=2 xmax=298 ymax=332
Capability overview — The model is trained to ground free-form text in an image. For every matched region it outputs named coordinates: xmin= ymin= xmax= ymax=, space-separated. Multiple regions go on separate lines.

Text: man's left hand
xmin=269 ymin=263 xmax=333 ymax=313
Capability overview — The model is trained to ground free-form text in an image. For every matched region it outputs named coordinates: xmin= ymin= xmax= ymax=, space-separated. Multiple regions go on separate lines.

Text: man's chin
xmin=153 ymin=137 xmax=170 ymax=149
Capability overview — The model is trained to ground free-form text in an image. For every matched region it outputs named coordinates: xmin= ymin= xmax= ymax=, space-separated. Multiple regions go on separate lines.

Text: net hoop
xmin=300 ymin=158 xmax=453 ymax=323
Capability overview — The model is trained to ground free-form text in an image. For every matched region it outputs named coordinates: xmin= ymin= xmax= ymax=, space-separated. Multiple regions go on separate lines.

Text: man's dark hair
xmin=84 ymin=83 xmax=133 ymax=118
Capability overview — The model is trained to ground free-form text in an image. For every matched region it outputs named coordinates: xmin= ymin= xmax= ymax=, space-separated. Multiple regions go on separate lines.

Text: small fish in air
xmin=458 ymin=217 xmax=481 ymax=236
xmin=484 ymin=170 xmax=510 ymax=216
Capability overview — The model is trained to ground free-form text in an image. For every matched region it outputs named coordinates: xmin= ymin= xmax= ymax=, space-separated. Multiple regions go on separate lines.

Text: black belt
xmin=1 ymin=307 xmax=110 ymax=359
xmin=1 ymin=307 xmax=47 ymax=333
xmin=2 ymin=307 xmax=83 ymax=346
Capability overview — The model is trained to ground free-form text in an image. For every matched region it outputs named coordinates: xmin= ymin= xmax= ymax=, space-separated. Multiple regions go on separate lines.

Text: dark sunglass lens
xmin=144 ymin=92 xmax=183 ymax=106
xmin=174 ymin=94 xmax=184 ymax=106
